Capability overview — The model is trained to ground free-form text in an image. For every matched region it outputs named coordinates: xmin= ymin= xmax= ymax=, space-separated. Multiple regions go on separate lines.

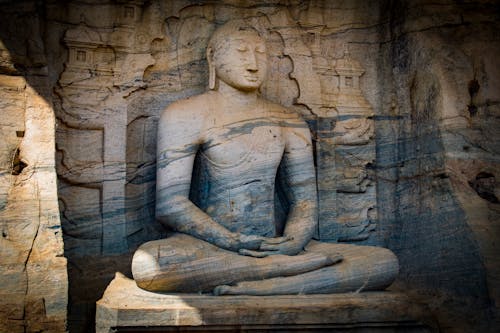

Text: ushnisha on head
xmin=206 ymin=20 xmax=268 ymax=91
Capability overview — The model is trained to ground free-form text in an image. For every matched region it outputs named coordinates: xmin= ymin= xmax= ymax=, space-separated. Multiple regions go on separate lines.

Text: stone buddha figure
xmin=131 ymin=20 xmax=399 ymax=295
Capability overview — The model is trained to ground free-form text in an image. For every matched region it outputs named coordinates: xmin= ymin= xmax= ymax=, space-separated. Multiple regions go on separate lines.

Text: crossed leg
xmin=132 ymin=233 xmax=398 ymax=295
xmin=213 ymin=240 xmax=399 ymax=295
xmin=131 ymin=233 xmax=338 ymax=293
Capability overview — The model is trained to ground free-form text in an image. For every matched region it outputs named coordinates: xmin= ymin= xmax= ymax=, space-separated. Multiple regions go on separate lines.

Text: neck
xmin=216 ymin=80 xmax=258 ymax=106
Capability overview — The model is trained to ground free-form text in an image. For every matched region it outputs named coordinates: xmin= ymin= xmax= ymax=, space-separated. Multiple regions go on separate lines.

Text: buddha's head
xmin=207 ymin=20 xmax=268 ymax=92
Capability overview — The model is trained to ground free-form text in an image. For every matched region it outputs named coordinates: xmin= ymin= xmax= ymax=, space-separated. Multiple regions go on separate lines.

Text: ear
xmin=207 ymin=46 xmax=216 ymax=90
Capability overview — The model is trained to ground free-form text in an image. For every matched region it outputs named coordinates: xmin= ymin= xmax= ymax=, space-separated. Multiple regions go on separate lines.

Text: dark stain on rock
xmin=469 ymin=172 xmax=499 ymax=203
xmin=11 ymin=148 xmax=27 ymax=175
xmin=467 ymin=79 xmax=480 ymax=116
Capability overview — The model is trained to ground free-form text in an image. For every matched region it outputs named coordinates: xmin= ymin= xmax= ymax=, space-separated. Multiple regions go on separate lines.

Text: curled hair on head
xmin=206 ymin=19 xmax=262 ymax=90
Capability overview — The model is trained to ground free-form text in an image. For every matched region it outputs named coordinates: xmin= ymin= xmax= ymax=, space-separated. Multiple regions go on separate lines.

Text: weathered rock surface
xmin=375 ymin=2 xmax=500 ymax=331
xmin=0 ymin=3 xmax=67 ymax=332
xmin=0 ymin=0 xmax=498 ymax=332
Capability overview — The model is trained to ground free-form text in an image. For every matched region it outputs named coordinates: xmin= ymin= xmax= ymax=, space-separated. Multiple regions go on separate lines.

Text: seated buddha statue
xmin=131 ymin=20 xmax=399 ymax=295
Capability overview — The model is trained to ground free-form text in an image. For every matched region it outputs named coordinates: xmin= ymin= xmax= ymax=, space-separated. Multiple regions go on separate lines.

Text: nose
xmin=246 ymin=51 xmax=258 ymax=72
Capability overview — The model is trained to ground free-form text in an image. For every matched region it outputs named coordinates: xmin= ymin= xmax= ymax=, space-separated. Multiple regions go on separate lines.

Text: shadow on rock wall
xmin=0 ymin=1 xmax=499 ymax=332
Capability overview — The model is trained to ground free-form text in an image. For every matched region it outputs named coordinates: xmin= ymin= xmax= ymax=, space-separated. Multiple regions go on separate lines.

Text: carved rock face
xmin=211 ymin=31 xmax=267 ymax=91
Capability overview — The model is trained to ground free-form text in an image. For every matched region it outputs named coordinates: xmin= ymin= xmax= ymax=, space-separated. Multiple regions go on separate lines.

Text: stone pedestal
xmin=96 ymin=273 xmax=437 ymax=333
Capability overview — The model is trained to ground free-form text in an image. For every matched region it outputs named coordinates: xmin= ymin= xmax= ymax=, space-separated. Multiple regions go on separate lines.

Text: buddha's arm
xmin=156 ymin=104 xmax=265 ymax=252
xmin=277 ymin=116 xmax=318 ymax=251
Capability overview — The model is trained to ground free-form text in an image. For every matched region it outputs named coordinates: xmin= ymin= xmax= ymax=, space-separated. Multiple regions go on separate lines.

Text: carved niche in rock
xmin=56 ymin=4 xmax=381 ymax=263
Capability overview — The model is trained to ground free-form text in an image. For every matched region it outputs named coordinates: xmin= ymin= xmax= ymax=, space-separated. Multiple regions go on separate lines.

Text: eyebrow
xmin=231 ymin=37 xmax=264 ymax=43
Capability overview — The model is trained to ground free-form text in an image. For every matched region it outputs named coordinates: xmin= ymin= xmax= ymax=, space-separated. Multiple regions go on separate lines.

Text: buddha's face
xmin=211 ymin=31 xmax=267 ymax=91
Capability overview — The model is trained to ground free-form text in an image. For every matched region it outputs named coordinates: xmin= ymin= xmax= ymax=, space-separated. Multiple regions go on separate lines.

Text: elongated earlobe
xmin=207 ymin=47 xmax=216 ymax=90
xmin=209 ymin=66 xmax=216 ymax=90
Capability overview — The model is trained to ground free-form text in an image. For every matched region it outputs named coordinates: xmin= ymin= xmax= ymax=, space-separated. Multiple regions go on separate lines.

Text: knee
xmin=131 ymin=241 xmax=161 ymax=288
xmin=380 ymin=247 xmax=399 ymax=275
xmin=367 ymin=246 xmax=399 ymax=287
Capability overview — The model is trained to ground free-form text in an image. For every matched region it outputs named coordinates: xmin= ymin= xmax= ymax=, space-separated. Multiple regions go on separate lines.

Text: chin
xmin=240 ymin=86 xmax=260 ymax=92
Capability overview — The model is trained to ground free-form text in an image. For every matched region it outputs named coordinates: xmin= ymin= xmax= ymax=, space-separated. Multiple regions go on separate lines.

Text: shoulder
xmin=261 ymin=100 xmax=312 ymax=148
xmin=157 ymin=93 xmax=214 ymax=145
xmin=261 ymin=99 xmax=309 ymax=129
xmin=160 ymin=92 xmax=213 ymax=123
xmin=259 ymin=99 xmax=312 ymax=147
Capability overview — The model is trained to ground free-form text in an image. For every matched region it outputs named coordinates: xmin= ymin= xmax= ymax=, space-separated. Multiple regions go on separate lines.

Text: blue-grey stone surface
xmin=0 ymin=0 xmax=498 ymax=332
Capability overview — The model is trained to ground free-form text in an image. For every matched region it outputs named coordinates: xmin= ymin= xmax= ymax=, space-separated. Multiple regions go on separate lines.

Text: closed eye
xmin=237 ymin=45 xmax=249 ymax=52
xmin=255 ymin=45 xmax=266 ymax=53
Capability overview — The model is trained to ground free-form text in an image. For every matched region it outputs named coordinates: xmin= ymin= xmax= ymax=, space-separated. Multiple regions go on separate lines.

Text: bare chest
xmin=201 ymin=119 xmax=285 ymax=172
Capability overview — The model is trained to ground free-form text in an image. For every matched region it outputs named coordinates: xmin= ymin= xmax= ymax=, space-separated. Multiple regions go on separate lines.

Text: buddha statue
xmin=131 ymin=20 xmax=399 ymax=295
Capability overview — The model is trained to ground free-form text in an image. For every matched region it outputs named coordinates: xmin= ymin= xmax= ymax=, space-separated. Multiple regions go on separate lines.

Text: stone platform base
xmin=96 ymin=273 xmax=437 ymax=333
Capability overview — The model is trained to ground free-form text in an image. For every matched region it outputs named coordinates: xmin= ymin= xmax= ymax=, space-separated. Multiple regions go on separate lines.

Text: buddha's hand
xmin=238 ymin=235 xmax=301 ymax=257
xmin=235 ymin=234 xmax=290 ymax=252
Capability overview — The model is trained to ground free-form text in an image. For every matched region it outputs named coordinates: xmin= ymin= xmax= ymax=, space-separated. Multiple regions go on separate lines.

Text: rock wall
xmin=0 ymin=2 xmax=67 ymax=332
xmin=0 ymin=0 xmax=498 ymax=332
xmin=376 ymin=2 xmax=499 ymax=330
xmin=46 ymin=1 xmax=389 ymax=330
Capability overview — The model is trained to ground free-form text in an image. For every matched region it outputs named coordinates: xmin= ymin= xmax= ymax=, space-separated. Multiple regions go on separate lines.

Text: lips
xmin=244 ymin=76 xmax=259 ymax=82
